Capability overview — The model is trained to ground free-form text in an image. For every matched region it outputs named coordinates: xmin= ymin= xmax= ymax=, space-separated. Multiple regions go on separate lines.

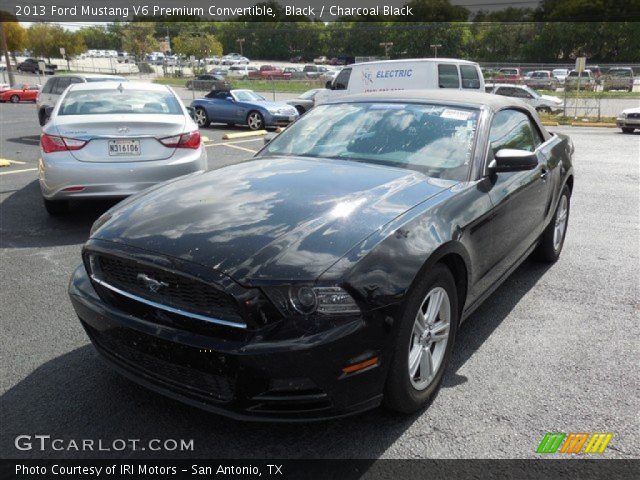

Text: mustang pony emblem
xmin=136 ymin=273 xmax=168 ymax=293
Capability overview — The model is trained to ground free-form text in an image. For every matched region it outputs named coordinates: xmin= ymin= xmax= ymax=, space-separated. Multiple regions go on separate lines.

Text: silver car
xmin=39 ymin=82 xmax=207 ymax=215
xmin=485 ymin=83 xmax=564 ymax=113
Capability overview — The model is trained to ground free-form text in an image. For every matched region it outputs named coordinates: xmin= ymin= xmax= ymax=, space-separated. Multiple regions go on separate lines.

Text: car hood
xmin=540 ymin=95 xmax=563 ymax=104
xmin=622 ymin=107 xmax=640 ymax=114
xmin=93 ymin=156 xmax=454 ymax=283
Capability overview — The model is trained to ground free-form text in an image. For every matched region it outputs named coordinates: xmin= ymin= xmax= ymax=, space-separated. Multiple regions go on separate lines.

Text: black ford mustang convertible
xmin=69 ymin=90 xmax=574 ymax=421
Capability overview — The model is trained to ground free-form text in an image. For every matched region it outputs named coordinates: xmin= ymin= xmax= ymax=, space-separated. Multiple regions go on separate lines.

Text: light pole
xmin=379 ymin=42 xmax=393 ymax=59
xmin=237 ymin=38 xmax=245 ymax=56
xmin=430 ymin=44 xmax=442 ymax=58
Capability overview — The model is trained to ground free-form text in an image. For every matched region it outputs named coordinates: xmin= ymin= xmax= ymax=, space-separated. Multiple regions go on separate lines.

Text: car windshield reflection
xmin=262 ymin=102 xmax=479 ymax=181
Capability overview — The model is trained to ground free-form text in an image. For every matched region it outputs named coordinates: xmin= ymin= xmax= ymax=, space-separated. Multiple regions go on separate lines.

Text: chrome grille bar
xmin=91 ymin=275 xmax=247 ymax=330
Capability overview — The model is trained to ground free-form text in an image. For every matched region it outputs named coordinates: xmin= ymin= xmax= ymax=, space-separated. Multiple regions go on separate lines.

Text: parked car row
xmin=486 ymin=66 xmax=636 ymax=92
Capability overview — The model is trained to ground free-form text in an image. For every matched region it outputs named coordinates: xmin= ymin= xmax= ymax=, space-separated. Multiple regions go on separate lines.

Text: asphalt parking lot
xmin=0 ymin=102 xmax=638 ymax=460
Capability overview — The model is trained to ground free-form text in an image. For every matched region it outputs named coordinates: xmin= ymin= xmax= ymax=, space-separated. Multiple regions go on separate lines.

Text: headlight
xmin=264 ymin=285 xmax=360 ymax=316
xmin=620 ymin=112 xmax=627 ymax=118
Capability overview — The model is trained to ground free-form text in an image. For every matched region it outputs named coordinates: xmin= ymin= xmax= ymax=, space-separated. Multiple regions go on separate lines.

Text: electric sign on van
xmin=361 ymin=65 xmax=429 ymax=93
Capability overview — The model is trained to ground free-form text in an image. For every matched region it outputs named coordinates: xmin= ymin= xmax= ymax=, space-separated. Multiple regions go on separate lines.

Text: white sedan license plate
xmin=108 ymin=139 xmax=140 ymax=156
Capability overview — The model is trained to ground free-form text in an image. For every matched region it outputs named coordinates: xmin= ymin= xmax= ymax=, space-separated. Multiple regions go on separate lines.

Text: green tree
xmin=121 ymin=23 xmax=159 ymax=60
xmin=78 ymin=25 xmax=120 ymax=50
xmin=2 ymin=21 xmax=26 ymax=53
xmin=172 ymin=32 xmax=222 ymax=60
xmin=26 ymin=23 xmax=62 ymax=59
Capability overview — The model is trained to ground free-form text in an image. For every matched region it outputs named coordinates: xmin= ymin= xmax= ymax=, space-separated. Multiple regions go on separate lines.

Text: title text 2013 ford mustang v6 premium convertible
xmin=69 ymin=90 xmax=574 ymax=421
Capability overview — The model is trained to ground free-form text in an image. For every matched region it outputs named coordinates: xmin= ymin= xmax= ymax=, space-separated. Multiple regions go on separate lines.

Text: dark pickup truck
xmin=17 ymin=58 xmax=57 ymax=75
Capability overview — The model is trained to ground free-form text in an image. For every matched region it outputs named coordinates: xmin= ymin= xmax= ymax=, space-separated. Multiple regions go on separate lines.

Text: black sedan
xmin=185 ymin=74 xmax=230 ymax=91
xmin=69 ymin=90 xmax=574 ymax=421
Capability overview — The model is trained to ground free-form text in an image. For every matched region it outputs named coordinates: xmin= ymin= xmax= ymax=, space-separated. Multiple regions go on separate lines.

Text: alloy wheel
xmin=408 ymin=287 xmax=451 ymax=390
xmin=247 ymin=112 xmax=263 ymax=130
xmin=194 ymin=108 xmax=207 ymax=127
xmin=553 ymin=195 xmax=568 ymax=251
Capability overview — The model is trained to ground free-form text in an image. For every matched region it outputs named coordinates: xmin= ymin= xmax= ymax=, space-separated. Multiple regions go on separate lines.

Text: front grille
xmin=628 ymin=113 xmax=640 ymax=119
xmin=86 ymin=324 xmax=235 ymax=402
xmin=94 ymin=255 xmax=242 ymax=324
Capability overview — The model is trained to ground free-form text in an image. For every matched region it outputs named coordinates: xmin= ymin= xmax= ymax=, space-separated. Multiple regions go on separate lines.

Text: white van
xmin=316 ymin=58 xmax=484 ymax=104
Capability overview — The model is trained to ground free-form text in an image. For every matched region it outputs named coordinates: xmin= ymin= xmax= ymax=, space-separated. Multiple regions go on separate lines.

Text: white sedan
xmin=616 ymin=107 xmax=640 ymax=133
xmin=38 ymin=82 xmax=207 ymax=215
xmin=485 ymin=83 xmax=564 ymax=113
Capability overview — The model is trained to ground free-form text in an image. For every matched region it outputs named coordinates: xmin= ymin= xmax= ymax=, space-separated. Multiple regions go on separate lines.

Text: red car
xmin=0 ymin=84 xmax=40 ymax=103
xmin=248 ymin=65 xmax=292 ymax=80
xmin=494 ymin=67 xmax=524 ymax=84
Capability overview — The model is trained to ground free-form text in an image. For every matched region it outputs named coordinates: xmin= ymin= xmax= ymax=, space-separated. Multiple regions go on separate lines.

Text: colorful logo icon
xmin=537 ymin=432 xmax=613 ymax=454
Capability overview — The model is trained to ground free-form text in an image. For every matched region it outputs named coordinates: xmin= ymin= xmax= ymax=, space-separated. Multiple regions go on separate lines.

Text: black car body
xmin=69 ymin=90 xmax=574 ymax=421
xmin=17 ymin=58 xmax=57 ymax=75
xmin=186 ymin=74 xmax=231 ymax=91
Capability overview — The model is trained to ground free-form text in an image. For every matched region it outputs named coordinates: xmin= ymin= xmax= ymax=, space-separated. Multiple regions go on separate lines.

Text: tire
xmin=621 ymin=127 xmax=635 ymax=134
xmin=43 ymin=198 xmax=69 ymax=216
xmin=38 ymin=109 xmax=47 ymax=127
xmin=294 ymin=105 xmax=305 ymax=115
xmin=537 ymin=107 xmax=551 ymax=114
xmin=9 ymin=95 xmax=20 ymax=103
xmin=194 ymin=107 xmax=209 ymax=128
xmin=246 ymin=111 xmax=264 ymax=131
xmin=384 ymin=264 xmax=459 ymax=414
xmin=534 ymin=185 xmax=570 ymax=263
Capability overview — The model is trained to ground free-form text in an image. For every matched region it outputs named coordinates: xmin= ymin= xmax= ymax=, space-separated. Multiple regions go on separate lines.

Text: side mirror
xmin=489 ymin=149 xmax=538 ymax=173
xmin=186 ymin=106 xmax=196 ymax=121
xmin=226 ymin=96 xmax=234 ymax=102
xmin=264 ymin=134 xmax=275 ymax=145
xmin=43 ymin=106 xmax=54 ymax=123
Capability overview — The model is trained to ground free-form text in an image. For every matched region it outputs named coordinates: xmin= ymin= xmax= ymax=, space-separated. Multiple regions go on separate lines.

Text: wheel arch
xmin=564 ymin=174 xmax=574 ymax=196
xmin=408 ymin=242 xmax=471 ymax=321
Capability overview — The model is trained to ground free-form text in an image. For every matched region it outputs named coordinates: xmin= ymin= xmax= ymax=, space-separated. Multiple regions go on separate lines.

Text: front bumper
xmin=68 ymin=263 xmax=390 ymax=421
xmin=263 ymin=112 xmax=298 ymax=127
xmin=616 ymin=117 xmax=640 ymax=128
xmin=39 ymin=147 xmax=207 ymax=200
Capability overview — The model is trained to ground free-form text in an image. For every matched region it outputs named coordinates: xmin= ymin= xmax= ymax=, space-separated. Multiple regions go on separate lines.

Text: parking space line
xmin=0 ymin=167 xmax=38 ymax=176
xmin=205 ymin=138 xmax=263 ymax=147
xmin=0 ymin=158 xmax=26 ymax=166
xmin=222 ymin=144 xmax=258 ymax=154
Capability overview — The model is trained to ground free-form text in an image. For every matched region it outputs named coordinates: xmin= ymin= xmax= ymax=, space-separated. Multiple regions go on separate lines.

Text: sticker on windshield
xmin=440 ymin=109 xmax=473 ymax=121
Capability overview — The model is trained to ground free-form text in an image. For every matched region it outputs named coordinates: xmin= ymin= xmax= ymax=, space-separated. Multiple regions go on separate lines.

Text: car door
xmin=484 ymin=109 xmax=551 ymax=278
xmin=207 ymin=91 xmax=236 ymax=122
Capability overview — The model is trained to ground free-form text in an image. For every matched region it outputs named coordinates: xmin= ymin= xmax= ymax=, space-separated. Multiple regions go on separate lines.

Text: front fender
xmin=319 ymin=187 xmax=472 ymax=311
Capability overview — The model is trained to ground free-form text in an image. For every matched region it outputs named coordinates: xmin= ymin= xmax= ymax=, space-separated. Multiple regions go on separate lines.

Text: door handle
xmin=540 ymin=168 xmax=548 ymax=180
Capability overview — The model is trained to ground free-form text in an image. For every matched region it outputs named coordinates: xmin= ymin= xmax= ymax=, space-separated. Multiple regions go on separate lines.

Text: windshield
xmin=262 ymin=102 xmax=479 ymax=181
xmin=233 ymin=90 xmax=265 ymax=102
xmin=59 ymin=89 xmax=183 ymax=115
xmin=568 ymin=71 xmax=590 ymax=78
xmin=608 ymin=69 xmax=632 ymax=77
